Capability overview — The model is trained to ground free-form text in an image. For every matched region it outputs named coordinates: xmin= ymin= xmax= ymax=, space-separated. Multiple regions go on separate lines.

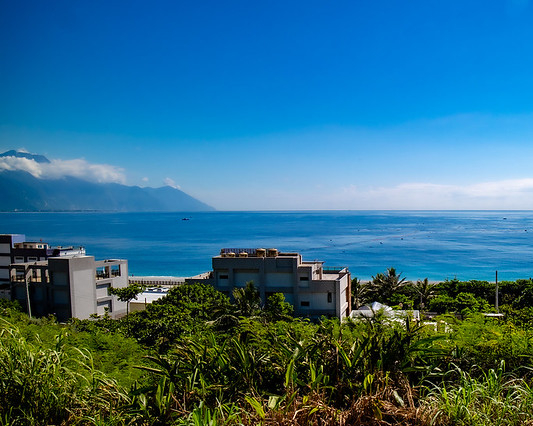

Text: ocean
xmin=2 ymin=210 xmax=533 ymax=282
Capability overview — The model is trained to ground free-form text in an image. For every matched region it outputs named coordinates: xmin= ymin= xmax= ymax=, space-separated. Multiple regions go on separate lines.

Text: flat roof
xmin=132 ymin=288 xmax=169 ymax=304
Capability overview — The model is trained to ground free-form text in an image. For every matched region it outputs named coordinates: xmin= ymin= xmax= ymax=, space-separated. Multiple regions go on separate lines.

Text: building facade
xmin=10 ymin=256 xmax=128 ymax=321
xmin=0 ymin=234 xmax=85 ymax=299
xmin=129 ymin=276 xmax=185 ymax=287
xmin=0 ymin=234 xmax=26 ymax=297
xmin=187 ymin=248 xmax=352 ymax=319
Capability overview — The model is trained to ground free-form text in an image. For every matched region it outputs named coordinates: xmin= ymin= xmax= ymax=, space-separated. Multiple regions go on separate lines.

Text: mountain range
xmin=0 ymin=151 xmax=215 ymax=212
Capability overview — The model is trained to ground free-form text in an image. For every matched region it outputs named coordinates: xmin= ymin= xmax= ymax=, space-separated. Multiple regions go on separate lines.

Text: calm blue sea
xmin=2 ymin=211 xmax=533 ymax=282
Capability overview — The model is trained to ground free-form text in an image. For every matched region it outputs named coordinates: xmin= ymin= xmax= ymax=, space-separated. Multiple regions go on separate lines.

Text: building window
xmin=111 ymin=265 xmax=121 ymax=277
xmin=96 ymin=267 xmax=109 ymax=279
xmin=299 ymin=276 xmax=309 ymax=288
xmin=328 ymin=292 xmax=332 ymax=303
xmin=219 ymin=274 xmax=229 ymax=279
xmin=14 ymin=256 xmax=24 ymax=263
xmin=28 ymin=257 xmax=38 ymax=261
xmin=300 ymin=301 xmax=310 ymax=307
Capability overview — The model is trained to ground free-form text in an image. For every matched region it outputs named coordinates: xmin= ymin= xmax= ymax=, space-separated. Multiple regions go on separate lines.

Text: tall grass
xmin=0 ymin=319 xmax=130 ymax=426
xmin=129 ymin=315 xmax=446 ymax=424
xmin=4 ymin=301 xmax=533 ymax=425
xmin=423 ymin=362 xmax=533 ymax=426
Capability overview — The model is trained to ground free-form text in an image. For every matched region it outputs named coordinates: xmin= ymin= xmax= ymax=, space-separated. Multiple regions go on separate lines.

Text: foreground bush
xmin=423 ymin=363 xmax=533 ymax=426
xmin=3 ymin=280 xmax=533 ymax=425
xmin=0 ymin=319 xmax=130 ymax=425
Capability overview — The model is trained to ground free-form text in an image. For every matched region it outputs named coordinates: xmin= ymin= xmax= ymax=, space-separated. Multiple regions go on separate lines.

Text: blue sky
xmin=2 ymin=0 xmax=533 ymax=210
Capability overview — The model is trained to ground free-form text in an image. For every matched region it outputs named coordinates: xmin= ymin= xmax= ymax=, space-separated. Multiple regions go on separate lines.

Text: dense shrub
xmin=4 ymin=276 xmax=533 ymax=425
xmin=0 ymin=320 xmax=130 ymax=425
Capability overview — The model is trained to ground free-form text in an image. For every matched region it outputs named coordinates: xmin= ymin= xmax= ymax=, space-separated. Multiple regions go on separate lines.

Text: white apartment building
xmin=0 ymin=234 xmax=85 ymax=299
xmin=10 ymin=256 xmax=129 ymax=321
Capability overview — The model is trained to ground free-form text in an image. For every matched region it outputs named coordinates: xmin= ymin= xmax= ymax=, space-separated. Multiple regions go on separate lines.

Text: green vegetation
xmin=108 ymin=282 xmax=146 ymax=318
xmin=2 ymin=274 xmax=533 ymax=425
xmin=354 ymin=270 xmax=531 ymax=318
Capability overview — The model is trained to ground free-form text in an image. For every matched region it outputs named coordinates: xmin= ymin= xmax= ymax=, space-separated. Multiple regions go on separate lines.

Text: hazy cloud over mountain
xmin=163 ymin=177 xmax=181 ymax=190
xmin=0 ymin=153 xmax=126 ymax=184
xmin=0 ymin=150 xmax=214 ymax=212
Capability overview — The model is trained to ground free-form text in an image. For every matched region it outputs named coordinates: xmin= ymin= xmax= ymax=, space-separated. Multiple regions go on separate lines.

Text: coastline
xmin=2 ymin=210 xmax=533 ymax=283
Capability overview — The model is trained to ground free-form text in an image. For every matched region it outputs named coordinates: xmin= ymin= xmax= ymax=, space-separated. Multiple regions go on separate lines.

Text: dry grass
xmin=239 ymin=374 xmax=440 ymax=426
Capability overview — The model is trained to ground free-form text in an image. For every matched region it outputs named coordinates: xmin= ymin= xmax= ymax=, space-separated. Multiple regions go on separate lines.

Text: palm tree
xmin=351 ymin=277 xmax=371 ymax=309
xmin=414 ymin=277 xmax=436 ymax=311
xmin=232 ymin=281 xmax=262 ymax=317
xmin=371 ymin=267 xmax=408 ymax=304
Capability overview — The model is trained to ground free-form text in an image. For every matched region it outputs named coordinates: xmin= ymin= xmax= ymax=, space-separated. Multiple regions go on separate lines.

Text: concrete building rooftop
xmin=11 ymin=260 xmax=49 ymax=267
xmin=218 ymin=248 xmax=300 ymax=258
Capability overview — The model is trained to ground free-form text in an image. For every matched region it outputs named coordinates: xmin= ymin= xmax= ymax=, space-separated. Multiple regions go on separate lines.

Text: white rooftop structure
xmin=130 ymin=287 xmax=169 ymax=311
xmin=351 ymin=301 xmax=420 ymax=321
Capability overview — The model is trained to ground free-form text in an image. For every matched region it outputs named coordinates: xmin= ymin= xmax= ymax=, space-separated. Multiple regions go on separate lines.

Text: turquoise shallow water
xmin=2 ymin=210 xmax=533 ymax=282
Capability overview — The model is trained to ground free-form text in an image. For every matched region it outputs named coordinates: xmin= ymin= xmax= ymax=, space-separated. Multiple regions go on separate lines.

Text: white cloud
xmin=0 ymin=154 xmax=126 ymax=184
xmin=0 ymin=157 xmax=43 ymax=177
xmin=215 ymin=178 xmax=533 ymax=210
xmin=333 ymin=179 xmax=533 ymax=210
xmin=163 ymin=177 xmax=181 ymax=190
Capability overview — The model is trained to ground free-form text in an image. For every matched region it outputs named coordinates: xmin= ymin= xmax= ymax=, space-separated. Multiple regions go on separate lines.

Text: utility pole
xmin=24 ymin=265 xmax=32 ymax=319
xmin=495 ymin=270 xmax=499 ymax=314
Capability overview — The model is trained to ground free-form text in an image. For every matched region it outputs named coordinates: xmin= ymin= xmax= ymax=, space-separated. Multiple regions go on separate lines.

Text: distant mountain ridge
xmin=0 ymin=149 xmax=51 ymax=164
xmin=0 ymin=151 xmax=215 ymax=212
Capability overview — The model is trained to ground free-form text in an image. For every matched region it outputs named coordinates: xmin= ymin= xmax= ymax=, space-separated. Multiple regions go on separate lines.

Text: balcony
xmin=11 ymin=273 xmax=25 ymax=283
xmin=96 ymin=271 xmax=110 ymax=280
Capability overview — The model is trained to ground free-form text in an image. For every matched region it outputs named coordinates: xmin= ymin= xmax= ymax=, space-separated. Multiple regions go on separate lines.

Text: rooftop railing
xmin=322 ymin=266 xmax=348 ymax=274
xmin=220 ymin=248 xmax=258 ymax=255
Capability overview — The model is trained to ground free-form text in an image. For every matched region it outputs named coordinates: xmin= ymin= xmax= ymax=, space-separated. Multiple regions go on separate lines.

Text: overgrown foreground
xmin=2 ymin=280 xmax=533 ymax=425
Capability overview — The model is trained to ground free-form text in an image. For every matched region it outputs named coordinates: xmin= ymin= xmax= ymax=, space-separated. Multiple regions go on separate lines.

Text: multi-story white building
xmin=187 ymin=248 xmax=352 ymax=320
xmin=10 ymin=256 xmax=129 ymax=321
xmin=0 ymin=234 xmax=85 ymax=299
